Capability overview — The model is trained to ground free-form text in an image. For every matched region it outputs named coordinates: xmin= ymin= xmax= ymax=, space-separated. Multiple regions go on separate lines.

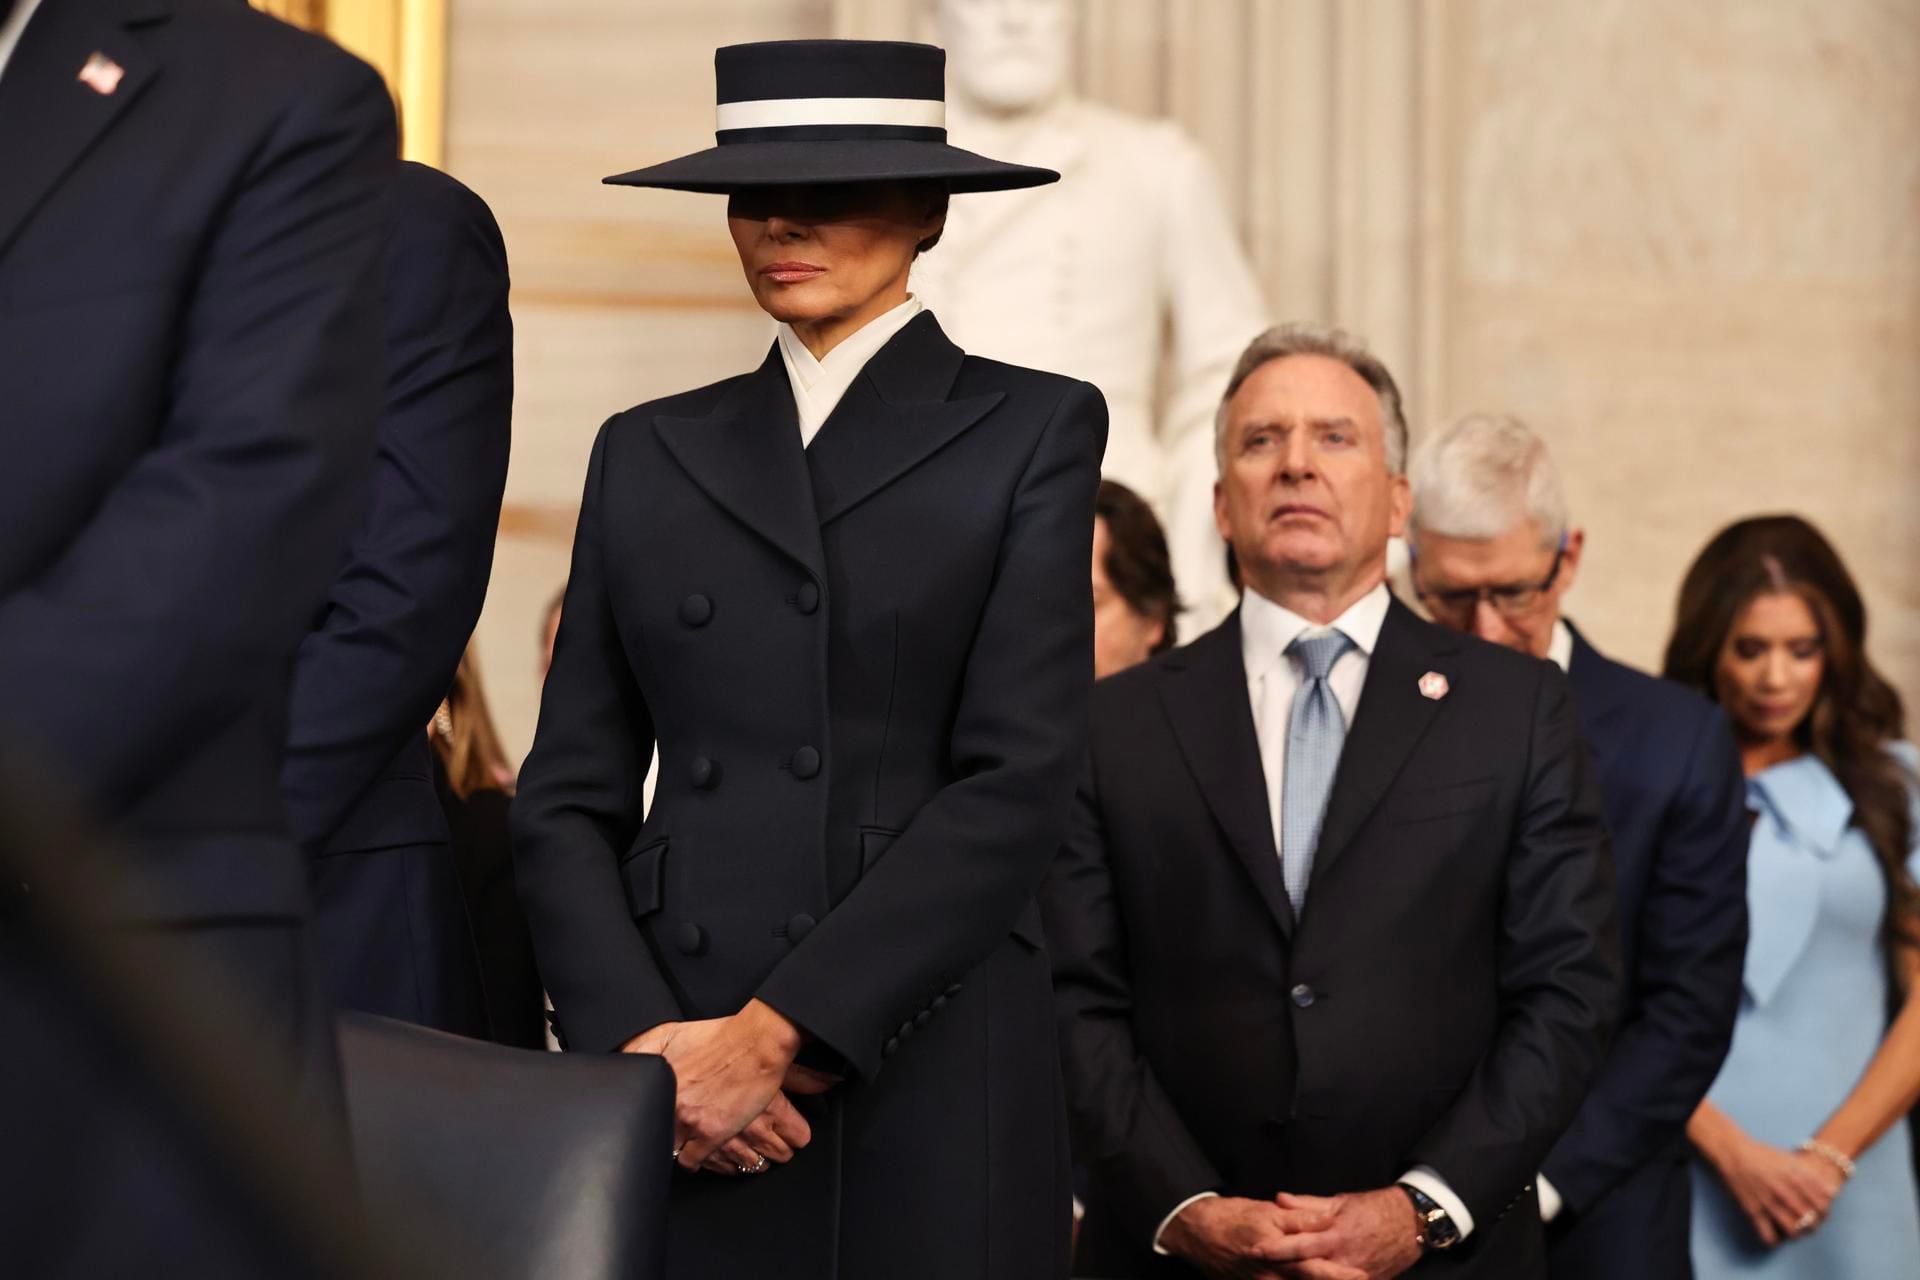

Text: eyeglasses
xmin=1411 ymin=535 xmax=1567 ymax=625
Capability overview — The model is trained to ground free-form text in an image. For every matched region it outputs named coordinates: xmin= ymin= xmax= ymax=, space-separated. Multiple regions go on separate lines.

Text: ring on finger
xmin=671 ymin=1143 xmax=685 ymax=1163
xmin=748 ymin=1155 xmax=769 ymax=1174
xmin=1793 ymin=1210 xmax=1818 ymax=1233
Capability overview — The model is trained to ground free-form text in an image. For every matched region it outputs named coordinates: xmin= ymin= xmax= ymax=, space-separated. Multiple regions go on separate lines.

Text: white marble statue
xmin=913 ymin=0 xmax=1271 ymax=626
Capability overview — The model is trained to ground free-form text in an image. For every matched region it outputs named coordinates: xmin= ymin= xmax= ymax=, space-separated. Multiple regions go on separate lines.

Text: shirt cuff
xmin=1537 ymin=1172 xmax=1564 ymax=1223
xmin=1151 ymin=1191 xmax=1221 ymax=1255
xmin=1399 ymin=1166 xmax=1476 ymax=1240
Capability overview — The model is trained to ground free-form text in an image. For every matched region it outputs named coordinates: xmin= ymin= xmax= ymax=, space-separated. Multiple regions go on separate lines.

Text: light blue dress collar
xmin=1746 ymin=753 xmax=1854 ymax=860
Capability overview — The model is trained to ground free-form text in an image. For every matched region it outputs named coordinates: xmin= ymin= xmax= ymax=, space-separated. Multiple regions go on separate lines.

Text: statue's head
xmin=934 ymin=0 xmax=1073 ymax=114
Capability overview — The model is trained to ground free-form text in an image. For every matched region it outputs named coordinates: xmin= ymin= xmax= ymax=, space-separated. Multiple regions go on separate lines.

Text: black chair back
xmin=338 ymin=1014 xmax=674 ymax=1280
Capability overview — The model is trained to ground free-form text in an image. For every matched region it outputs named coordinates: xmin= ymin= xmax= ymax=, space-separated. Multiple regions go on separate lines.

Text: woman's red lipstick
xmin=762 ymin=261 xmax=826 ymax=283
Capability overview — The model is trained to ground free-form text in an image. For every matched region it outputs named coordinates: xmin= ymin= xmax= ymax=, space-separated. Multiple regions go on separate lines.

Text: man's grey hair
xmin=1407 ymin=412 xmax=1568 ymax=549
xmin=1213 ymin=323 xmax=1409 ymax=475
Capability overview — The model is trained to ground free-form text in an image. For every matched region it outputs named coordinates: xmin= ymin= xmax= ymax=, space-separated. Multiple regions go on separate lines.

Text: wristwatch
xmin=1397 ymin=1183 xmax=1461 ymax=1251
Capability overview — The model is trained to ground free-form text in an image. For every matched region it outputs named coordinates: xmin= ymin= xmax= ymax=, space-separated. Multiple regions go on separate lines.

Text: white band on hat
xmin=716 ymin=96 xmax=946 ymax=133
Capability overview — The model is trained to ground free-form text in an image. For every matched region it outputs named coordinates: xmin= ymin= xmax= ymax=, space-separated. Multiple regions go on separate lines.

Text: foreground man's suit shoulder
xmin=1046 ymin=598 xmax=1621 ymax=1277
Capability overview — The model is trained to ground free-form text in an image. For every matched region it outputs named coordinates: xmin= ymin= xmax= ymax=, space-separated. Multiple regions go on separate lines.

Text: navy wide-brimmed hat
xmin=604 ymin=40 xmax=1060 ymax=194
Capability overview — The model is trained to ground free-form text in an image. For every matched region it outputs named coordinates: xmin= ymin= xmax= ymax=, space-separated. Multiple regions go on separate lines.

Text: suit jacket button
xmin=791 ymin=746 xmax=821 ymax=779
xmin=932 ymin=994 xmax=949 ymax=1010
xmin=673 ymin=923 xmax=707 ymax=956
xmin=898 ymin=1021 xmax=915 ymax=1040
xmin=679 ymin=594 xmax=713 ymax=627
xmin=785 ymin=913 xmax=816 ymax=943
xmin=884 ymin=1036 xmax=901 ymax=1057
xmin=1290 ymin=983 xmax=1316 ymax=1008
xmin=914 ymin=1010 xmax=932 ymax=1028
xmin=795 ymin=582 xmax=819 ymax=614
xmin=689 ymin=757 xmax=719 ymax=790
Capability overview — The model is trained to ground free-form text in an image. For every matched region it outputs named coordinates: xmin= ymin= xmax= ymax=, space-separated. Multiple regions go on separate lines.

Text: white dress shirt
xmin=1533 ymin=617 xmax=1575 ymax=1223
xmin=0 ymin=0 xmax=46 ymax=82
xmin=775 ymin=294 xmax=923 ymax=448
xmin=1153 ymin=580 xmax=1479 ymax=1253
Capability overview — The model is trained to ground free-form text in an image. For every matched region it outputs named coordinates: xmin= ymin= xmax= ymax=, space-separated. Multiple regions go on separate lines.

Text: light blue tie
xmin=1281 ymin=630 xmax=1354 ymax=915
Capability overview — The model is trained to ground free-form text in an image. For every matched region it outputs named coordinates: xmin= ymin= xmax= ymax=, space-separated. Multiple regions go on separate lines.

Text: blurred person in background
xmin=1406 ymin=414 xmax=1749 ymax=1280
xmin=511 ymin=38 xmax=1104 ymax=1279
xmin=0 ymin=0 xmax=393 ymax=1270
xmin=430 ymin=647 xmax=544 ymax=1050
xmin=1666 ymin=515 xmax=1920 ymax=1277
xmin=1093 ymin=479 xmax=1181 ymax=679
xmin=282 ymin=160 xmax=513 ymax=1040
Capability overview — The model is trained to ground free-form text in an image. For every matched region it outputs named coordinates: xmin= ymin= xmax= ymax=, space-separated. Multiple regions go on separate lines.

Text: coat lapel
xmin=1159 ymin=614 xmax=1296 ymax=937
xmin=0 ymin=0 xmax=167 ymax=264
xmin=804 ymin=311 xmax=1004 ymax=526
xmin=652 ymin=348 xmax=827 ymax=580
xmin=1309 ymin=599 xmax=1461 ymax=888
xmin=1564 ymin=622 xmax=1625 ymax=775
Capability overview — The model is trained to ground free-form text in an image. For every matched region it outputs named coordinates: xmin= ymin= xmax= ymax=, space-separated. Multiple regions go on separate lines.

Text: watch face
xmin=1425 ymin=1210 xmax=1461 ymax=1250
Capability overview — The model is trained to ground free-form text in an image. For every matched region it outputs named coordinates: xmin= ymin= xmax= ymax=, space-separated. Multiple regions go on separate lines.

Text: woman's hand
xmin=1702 ymin=1127 xmax=1845 ymax=1247
xmin=625 ymin=1000 xmax=805 ymax=1173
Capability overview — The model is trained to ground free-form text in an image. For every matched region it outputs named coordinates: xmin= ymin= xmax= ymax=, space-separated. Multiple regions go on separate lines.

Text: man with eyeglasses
xmin=1407 ymin=413 xmax=1750 ymax=1280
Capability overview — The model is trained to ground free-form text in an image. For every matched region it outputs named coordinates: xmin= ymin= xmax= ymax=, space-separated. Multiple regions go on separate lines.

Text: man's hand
xmin=1262 ymin=1189 xmax=1422 ymax=1280
xmin=1158 ymin=1195 xmax=1336 ymax=1278
xmin=622 ymin=999 xmax=805 ymax=1173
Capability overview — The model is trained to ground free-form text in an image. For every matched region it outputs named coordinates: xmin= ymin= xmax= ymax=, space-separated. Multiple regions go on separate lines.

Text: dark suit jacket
xmin=1543 ymin=626 xmax=1747 ymax=1279
xmin=512 ymin=311 xmax=1106 ymax=1279
xmin=280 ymin=161 xmax=512 ymax=1033
xmin=1046 ymin=601 xmax=1621 ymax=1278
xmin=0 ymin=0 xmax=395 ymax=924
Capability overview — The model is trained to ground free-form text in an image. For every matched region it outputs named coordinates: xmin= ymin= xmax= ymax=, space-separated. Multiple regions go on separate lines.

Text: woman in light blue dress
xmin=1663 ymin=516 xmax=1920 ymax=1277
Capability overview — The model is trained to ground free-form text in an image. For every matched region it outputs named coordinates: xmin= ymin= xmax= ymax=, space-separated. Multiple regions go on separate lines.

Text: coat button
xmin=689 ymin=757 xmax=719 ymax=790
xmin=932 ymin=994 xmax=949 ymax=1010
xmin=883 ymin=1036 xmax=901 ymax=1057
xmin=795 ymin=582 xmax=819 ymax=614
xmin=679 ymin=594 xmax=713 ymax=627
xmin=791 ymin=747 xmax=821 ymax=779
xmin=1290 ymin=983 xmax=1316 ymax=1009
xmin=897 ymin=1021 xmax=915 ymax=1041
xmin=673 ymin=923 xmax=707 ymax=956
xmin=785 ymin=913 xmax=817 ymax=944
xmin=914 ymin=1010 xmax=933 ymax=1028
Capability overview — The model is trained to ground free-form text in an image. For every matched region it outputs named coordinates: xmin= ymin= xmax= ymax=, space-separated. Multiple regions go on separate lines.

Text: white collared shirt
xmin=1153 ymin=579 xmax=1477 ymax=1253
xmin=775 ymin=294 xmax=923 ymax=448
xmin=0 ymin=0 xmax=46 ymax=82
xmin=1546 ymin=618 xmax=1573 ymax=674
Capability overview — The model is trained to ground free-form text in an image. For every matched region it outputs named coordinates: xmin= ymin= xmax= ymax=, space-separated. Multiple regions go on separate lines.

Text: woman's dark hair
xmin=1663 ymin=514 xmax=1918 ymax=951
xmin=1096 ymin=480 xmax=1181 ymax=654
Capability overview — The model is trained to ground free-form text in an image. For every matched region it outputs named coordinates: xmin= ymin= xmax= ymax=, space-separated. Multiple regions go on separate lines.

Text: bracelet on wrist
xmin=1798 ymin=1140 xmax=1857 ymax=1180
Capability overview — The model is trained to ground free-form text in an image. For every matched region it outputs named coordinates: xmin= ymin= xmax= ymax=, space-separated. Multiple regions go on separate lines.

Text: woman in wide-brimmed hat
xmin=512 ymin=39 xmax=1106 ymax=1279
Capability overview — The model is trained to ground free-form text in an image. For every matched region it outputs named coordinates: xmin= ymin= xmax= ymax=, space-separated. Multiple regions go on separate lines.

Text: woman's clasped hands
xmin=625 ymin=998 xmax=842 ymax=1177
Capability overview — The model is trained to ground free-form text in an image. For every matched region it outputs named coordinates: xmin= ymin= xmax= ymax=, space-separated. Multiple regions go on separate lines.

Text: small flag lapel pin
xmin=78 ymin=52 xmax=125 ymax=96
xmin=1418 ymin=671 xmax=1450 ymax=701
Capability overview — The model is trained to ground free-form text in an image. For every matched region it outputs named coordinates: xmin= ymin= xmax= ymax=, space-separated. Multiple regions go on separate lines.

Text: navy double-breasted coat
xmin=512 ymin=310 xmax=1107 ymax=1278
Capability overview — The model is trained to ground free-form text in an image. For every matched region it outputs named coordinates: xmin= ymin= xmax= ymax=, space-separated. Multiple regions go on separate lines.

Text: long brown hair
xmin=1095 ymin=480 xmax=1182 ymax=653
xmin=1663 ymin=515 xmax=1919 ymax=951
xmin=431 ymin=647 xmax=515 ymax=800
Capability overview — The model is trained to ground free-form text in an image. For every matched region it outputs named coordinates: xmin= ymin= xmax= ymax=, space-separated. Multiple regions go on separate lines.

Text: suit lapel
xmin=652 ymin=348 xmax=826 ymax=580
xmin=1564 ymin=623 xmax=1623 ymax=775
xmin=0 ymin=0 xmax=167 ymax=264
xmin=1309 ymin=599 xmax=1461 ymax=888
xmin=1160 ymin=615 xmax=1296 ymax=937
xmin=805 ymin=311 xmax=1004 ymax=526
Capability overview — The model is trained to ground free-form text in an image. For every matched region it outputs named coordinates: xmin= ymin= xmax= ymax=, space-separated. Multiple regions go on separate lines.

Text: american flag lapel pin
xmin=78 ymin=51 xmax=125 ymax=96
xmin=1418 ymin=671 xmax=1450 ymax=701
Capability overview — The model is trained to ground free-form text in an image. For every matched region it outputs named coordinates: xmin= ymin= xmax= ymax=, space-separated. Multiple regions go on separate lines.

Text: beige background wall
xmin=445 ymin=0 xmax=1919 ymax=761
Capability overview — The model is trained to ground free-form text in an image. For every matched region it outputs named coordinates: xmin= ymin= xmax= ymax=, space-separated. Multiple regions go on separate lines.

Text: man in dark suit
xmin=281 ymin=160 xmax=513 ymax=1037
xmin=1406 ymin=414 xmax=1748 ymax=1280
xmin=0 ymin=0 xmax=394 ymax=1268
xmin=1045 ymin=324 xmax=1620 ymax=1279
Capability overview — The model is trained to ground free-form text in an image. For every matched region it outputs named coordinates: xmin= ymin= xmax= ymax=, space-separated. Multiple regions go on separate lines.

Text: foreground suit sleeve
xmin=0 ymin=59 xmax=395 ymax=817
xmin=756 ymin=382 xmax=1107 ymax=1079
xmin=511 ymin=423 xmax=682 ymax=1053
xmin=1407 ymin=663 xmax=1621 ymax=1226
xmin=280 ymin=165 xmax=514 ymax=852
xmin=1541 ymin=705 xmax=1748 ymax=1215
xmin=1043 ymin=739 xmax=1226 ymax=1250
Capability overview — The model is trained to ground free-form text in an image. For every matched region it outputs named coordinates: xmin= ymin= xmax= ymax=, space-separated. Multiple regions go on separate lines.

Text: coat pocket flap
xmin=1389 ymin=778 xmax=1493 ymax=825
xmin=619 ymin=837 xmax=667 ymax=918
